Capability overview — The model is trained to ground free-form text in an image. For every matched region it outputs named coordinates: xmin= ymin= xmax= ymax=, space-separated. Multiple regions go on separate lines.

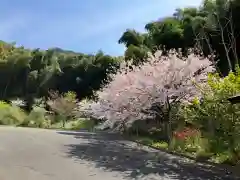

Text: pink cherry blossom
xmin=81 ymin=50 xmax=215 ymax=128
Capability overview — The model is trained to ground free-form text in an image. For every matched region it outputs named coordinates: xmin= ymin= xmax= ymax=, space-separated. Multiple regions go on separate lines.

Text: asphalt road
xmin=0 ymin=126 xmax=239 ymax=180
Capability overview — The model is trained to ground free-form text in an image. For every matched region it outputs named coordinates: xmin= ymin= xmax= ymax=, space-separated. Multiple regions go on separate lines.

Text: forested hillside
xmin=0 ymin=41 xmax=120 ymax=106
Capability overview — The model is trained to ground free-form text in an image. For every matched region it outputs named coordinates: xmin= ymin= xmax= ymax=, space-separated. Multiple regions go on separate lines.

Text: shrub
xmin=67 ymin=118 xmax=96 ymax=131
xmin=0 ymin=101 xmax=27 ymax=125
xmin=47 ymin=91 xmax=78 ymax=127
xmin=181 ymin=65 xmax=240 ymax=163
xmin=21 ymin=107 xmax=51 ymax=128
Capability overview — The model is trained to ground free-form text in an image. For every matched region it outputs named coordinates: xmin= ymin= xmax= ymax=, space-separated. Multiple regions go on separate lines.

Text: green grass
xmin=50 ymin=118 xmax=96 ymax=131
xmin=132 ymin=135 xmax=169 ymax=150
xmin=130 ymin=135 xmax=240 ymax=166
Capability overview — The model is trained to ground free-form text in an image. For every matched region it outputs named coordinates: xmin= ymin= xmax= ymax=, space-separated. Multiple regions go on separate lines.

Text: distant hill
xmin=49 ymin=47 xmax=78 ymax=54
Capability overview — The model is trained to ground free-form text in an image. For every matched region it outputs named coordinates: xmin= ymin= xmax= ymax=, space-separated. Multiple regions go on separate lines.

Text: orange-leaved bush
xmin=83 ymin=50 xmax=215 ymax=133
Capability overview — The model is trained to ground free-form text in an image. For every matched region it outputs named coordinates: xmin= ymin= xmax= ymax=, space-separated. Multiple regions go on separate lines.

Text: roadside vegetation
xmin=0 ymin=92 xmax=96 ymax=130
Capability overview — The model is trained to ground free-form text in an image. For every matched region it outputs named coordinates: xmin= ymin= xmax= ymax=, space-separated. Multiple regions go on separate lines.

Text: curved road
xmin=0 ymin=126 xmax=239 ymax=180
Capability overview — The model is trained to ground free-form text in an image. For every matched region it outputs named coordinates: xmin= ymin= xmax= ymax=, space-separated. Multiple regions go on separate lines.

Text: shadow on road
xmin=58 ymin=131 xmax=238 ymax=180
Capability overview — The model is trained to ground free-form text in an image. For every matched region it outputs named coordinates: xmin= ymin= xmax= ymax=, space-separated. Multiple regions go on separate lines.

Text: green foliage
xmin=22 ymin=107 xmax=51 ymax=128
xmin=168 ymin=128 xmax=202 ymax=153
xmin=151 ymin=141 xmax=169 ymax=149
xmin=119 ymin=0 xmax=240 ymax=74
xmin=0 ymin=101 xmax=27 ymax=125
xmin=134 ymin=136 xmax=154 ymax=145
xmin=118 ymin=29 xmax=145 ymax=47
xmin=47 ymin=91 xmax=78 ymax=127
xmin=47 ymin=91 xmax=77 ymax=116
xmin=196 ymin=150 xmax=213 ymax=161
xmin=0 ymin=42 xmax=119 ymax=104
xmin=213 ymin=151 xmax=238 ymax=165
xmin=64 ymin=91 xmax=77 ymax=101
xmin=181 ymin=67 xmax=240 ymax=164
xmin=0 ymin=101 xmax=11 ymax=109
xmin=50 ymin=118 xmax=96 ymax=131
xmin=66 ymin=118 xmax=96 ymax=131
xmin=0 ymin=100 xmax=51 ymax=128
xmin=124 ymin=45 xmax=150 ymax=65
xmin=169 ymin=137 xmax=186 ymax=152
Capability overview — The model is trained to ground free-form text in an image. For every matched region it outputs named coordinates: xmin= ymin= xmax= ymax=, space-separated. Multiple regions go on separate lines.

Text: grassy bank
xmin=50 ymin=118 xmax=96 ymax=131
xmin=128 ymin=134 xmax=239 ymax=166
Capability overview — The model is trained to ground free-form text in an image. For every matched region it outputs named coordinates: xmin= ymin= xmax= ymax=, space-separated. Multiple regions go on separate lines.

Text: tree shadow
xmin=58 ymin=131 xmax=239 ymax=180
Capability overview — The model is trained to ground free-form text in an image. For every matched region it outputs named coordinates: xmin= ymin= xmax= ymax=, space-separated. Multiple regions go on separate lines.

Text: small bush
xmin=69 ymin=119 xmax=96 ymax=131
xmin=47 ymin=91 xmax=78 ymax=127
xmin=21 ymin=107 xmax=51 ymax=128
xmin=55 ymin=118 xmax=97 ymax=131
xmin=0 ymin=101 xmax=27 ymax=125
xmin=213 ymin=151 xmax=238 ymax=165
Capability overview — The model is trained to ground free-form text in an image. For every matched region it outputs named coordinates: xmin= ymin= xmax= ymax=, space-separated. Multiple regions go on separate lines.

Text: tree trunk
xmin=164 ymin=111 xmax=172 ymax=143
xmin=62 ymin=117 xmax=66 ymax=128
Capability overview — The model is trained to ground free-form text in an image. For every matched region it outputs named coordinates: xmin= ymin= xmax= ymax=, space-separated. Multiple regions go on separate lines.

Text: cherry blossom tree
xmin=81 ymin=50 xmax=215 ymax=139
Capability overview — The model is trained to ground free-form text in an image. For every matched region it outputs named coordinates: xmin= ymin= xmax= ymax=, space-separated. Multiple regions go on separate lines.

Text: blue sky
xmin=0 ymin=0 xmax=202 ymax=56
